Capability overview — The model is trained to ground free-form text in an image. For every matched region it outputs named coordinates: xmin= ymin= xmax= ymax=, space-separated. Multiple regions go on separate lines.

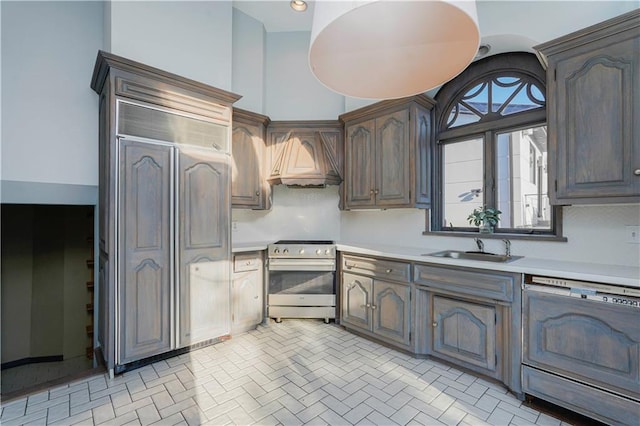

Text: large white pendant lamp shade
xmin=309 ymin=0 xmax=480 ymax=99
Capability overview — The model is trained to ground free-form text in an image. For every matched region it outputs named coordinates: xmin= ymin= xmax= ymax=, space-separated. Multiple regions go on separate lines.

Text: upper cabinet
xmin=267 ymin=121 xmax=343 ymax=187
xmin=340 ymin=95 xmax=435 ymax=209
xmin=536 ymin=10 xmax=640 ymax=204
xmin=232 ymin=108 xmax=271 ymax=209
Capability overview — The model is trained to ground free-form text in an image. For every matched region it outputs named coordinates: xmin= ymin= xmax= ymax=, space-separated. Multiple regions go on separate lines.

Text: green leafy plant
xmin=467 ymin=206 xmax=502 ymax=227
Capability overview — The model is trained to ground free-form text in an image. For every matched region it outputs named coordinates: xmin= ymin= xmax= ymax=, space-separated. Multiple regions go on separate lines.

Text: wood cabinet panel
xmin=232 ymin=251 xmax=263 ymax=334
xmin=524 ymin=289 xmax=640 ymax=400
xmin=537 ymin=10 xmax=640 ymax=204
xmin=345 ymin=119 xmax=376 ymax=206
xmin=375 ymin=110 xmax=411 ymax=206
xmin=343 ymin=255 xmax=411 ymax=283
xmin=118 ymin=139 xmax=173 ymax=363
xmin=341 ymin=272 xmax=373 ymax=330
xmin=232 ymin=109 xmax=270 ymax=209
xmin=340 ymin=95 xmax=435 ymax=209
xmin=432 ymin=296 xmax=496 ymax=372
xmin=372 ymin=280 xmax=411 ymax=346
xmin=523 ymin=366 xmax=640 ymax=426
xmin=178 ymin=148 xmax=230 ymax=346
xmin=414 ymin=264 xmax=514 ymax=302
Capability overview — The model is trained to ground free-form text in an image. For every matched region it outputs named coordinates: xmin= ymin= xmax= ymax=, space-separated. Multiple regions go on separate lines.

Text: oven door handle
xmin=268 ymin=259 xmax=336 ymax=272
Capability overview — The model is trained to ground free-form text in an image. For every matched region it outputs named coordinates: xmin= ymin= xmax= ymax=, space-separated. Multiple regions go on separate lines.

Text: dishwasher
xmin=522 ymin=275 xmax=640 ymax=425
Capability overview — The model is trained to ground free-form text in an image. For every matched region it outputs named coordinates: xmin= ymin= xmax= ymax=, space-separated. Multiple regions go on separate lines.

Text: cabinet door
xmin=345 ymin=120 xmax=376 ymax=207
xmin=432 ymin=296 xmax=497 ymax=372
xmin=342 ymin=272 xmax=373 ymax=330
xmin=178 ymin=147 xmax=230 ymax=347
xmin=232 ymin=122 xmax=264 ymax=208
xmin=231 ymin=256 xmax=263 ymax=334
xmin=415 ymin=107 xmax=432 ymax=207
xmin=375 ymin=109 xmax=411 ymax=206
xmin=524 ymin=290 xmax=640 ymax=401
xmin=372 ymin=280 xmax=411 ymax=346
xmin=118 ymin=139 xmax=173 ymax=363
xmin=552 ymin=36 xmax=640 ymax=202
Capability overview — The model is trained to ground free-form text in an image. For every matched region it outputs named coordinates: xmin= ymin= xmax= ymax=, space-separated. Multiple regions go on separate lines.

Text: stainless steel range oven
xmin=267 ymin=240 xmax=336 ymax=323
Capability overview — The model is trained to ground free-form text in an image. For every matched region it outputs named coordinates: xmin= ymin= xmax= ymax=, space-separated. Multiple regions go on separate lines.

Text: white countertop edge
xmin=231 ymin=240 xmax=274 ymax=253
xmin=336 ymin=242 xmax=640 ymax=288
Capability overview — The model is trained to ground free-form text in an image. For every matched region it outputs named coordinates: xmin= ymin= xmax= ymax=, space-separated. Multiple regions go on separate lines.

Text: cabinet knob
xmin=432 ymin=322 xmax=438 ymax=327
xmin=370 ymin=189 xmax=374 ymax=195
xmin=374 ymin=189 xmax=379 ymax=195
xmin=634 ymin=169 xmax=640 ymax=176
xmin=366 ymin=303 xmax=371 ymax=308
xmin=386 ymin=269 xmax=392 ymax=274
xmin=371 ymin=305 xmax=377 ymax=310
xmin=255 ymin=191 xmax=260 ymax=196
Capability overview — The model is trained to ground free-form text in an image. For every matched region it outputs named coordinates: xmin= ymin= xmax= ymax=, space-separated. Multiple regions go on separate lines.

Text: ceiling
xmin=232 ymin=1 xmax=638 ymax=54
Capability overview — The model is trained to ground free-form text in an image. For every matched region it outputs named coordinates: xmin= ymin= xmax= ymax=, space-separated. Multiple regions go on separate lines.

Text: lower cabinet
xmin=231 ymin=251 xmax=264 ymax=333
xmin=413 ymin=264 xmax=522 ymax=395
xmin=432 ymin=296 xmax=497 ymax=372
xmin=341 ymin=255 xmax=412 ymax=350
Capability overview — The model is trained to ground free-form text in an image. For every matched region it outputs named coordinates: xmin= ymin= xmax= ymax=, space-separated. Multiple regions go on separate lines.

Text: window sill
xmin=423 ymin=230 xmax=568 ymax=242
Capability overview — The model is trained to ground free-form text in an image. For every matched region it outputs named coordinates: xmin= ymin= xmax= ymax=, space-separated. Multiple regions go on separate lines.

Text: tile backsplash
xmin=233 ymin=187 xmax=640 ymax=268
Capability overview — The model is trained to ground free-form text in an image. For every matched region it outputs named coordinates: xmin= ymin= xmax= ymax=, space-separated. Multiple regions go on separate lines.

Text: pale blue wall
xmin=265 ymin=31 xmax=344 ymax=120
xmin=1 ymin=1 xmax=102 ymax=202
xmin=108 ymin=1 xmax=233 ymax=90
xmin=232 ymin=9 xmax=266 ymax=113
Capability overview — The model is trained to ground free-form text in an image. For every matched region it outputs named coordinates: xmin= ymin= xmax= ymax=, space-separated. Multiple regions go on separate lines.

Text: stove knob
xmin=325 ymin=249 xmax=331 ymax=255
xmin=299 ymin=249 xmax=305 ymax=254
xmin=316 ymin=249 xmax=322 ymax=255
xmin=274 ymin=248 xmax=280 ymax=254
xmin=283 ymin=249 xmax=289 ymax=254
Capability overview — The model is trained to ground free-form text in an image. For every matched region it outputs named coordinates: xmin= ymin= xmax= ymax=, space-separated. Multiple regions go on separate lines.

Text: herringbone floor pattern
xmin=0 ymin=320 xmax=570 ymax=426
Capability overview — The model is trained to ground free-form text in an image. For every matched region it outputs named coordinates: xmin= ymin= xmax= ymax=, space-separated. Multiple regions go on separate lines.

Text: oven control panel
xmin=268 ymin=242 xmax=336 ymax=259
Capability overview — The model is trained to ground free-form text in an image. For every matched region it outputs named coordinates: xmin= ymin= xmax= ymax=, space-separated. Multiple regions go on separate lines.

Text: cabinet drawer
xmin=414 ymin=264 xmax=516 ymax=302
xmin=523 ymin=366 xmax=640 ymax=426
xmin=342 ymin=255 xmax=410 ymax=283
xmin=233 ymin=253 xmax=262 ymax=272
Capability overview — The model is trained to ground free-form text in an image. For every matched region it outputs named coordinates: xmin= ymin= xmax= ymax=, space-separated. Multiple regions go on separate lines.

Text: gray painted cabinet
xmin=91 ymin=51 xmax=240 ymax=373
xmin=232 ymin=109 xmax=271 ymax=209
xmin=432 ymin=296 xmax=496 ymax=372
xmin=341 ymin=255 xmax=412 ymax=350
xmin=231 ymin=251 xmax=264 ymax=334
xmin=523 ymin=287 xmax=640 ymax=424
xmin=118 ymin=139 xmax=173 ymax=364
xmin=413 ymin=263 xmax=522 ymax=395
xmin=178 ymin=148 xmax=231 ymax=346
xmin=536 ymin=10 xmax=640 ymax=204
xmin=340 ymin=95 xmax=435 ymax=209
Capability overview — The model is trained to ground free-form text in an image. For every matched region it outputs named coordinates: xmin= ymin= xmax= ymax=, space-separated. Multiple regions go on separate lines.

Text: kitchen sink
xmin=424 ymin=250 xmax=523 ymax=263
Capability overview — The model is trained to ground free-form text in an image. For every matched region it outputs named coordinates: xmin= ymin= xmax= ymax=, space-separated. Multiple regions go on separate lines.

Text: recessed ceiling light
xmin=475 ymin=44 xmax=491 ymax=59
xmin=290 ymin=1 xmax=307 ymax=12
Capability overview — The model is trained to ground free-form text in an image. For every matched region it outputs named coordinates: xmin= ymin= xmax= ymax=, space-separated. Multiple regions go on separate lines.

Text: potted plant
xmin=467 ymin=206 xmax=501 ymax=233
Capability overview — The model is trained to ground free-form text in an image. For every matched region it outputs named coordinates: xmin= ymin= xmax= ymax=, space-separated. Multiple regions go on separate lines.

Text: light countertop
xmin=231 ymin=241 xmax=273 ymax=253
xmin=230 ymin=240 xmax=639 ymax=288
xmin=336 ymin=242 xmax=640 ymax=288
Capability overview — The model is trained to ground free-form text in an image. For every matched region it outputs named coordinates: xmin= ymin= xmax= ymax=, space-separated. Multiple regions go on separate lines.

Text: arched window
xmin=430 ymin=53 xmax=562 ymax=237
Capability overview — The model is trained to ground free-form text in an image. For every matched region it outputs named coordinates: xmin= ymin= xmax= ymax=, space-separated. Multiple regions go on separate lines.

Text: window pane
xmin=442 ymin=138 xmax=484 ymax=228
xmin=496 ymin=125 xmax=550 ymax=230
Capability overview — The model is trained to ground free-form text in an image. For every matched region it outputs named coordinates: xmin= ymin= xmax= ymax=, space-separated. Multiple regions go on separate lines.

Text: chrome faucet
xmin=503 ymin=239 xmax=511 ymax=257
xmin=474 ymin=238 xmax=484 ymax=253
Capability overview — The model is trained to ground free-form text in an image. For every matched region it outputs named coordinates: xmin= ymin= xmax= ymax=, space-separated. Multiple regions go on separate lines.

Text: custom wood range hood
xmin=266 ymin=121 xmax=343 ymax=187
